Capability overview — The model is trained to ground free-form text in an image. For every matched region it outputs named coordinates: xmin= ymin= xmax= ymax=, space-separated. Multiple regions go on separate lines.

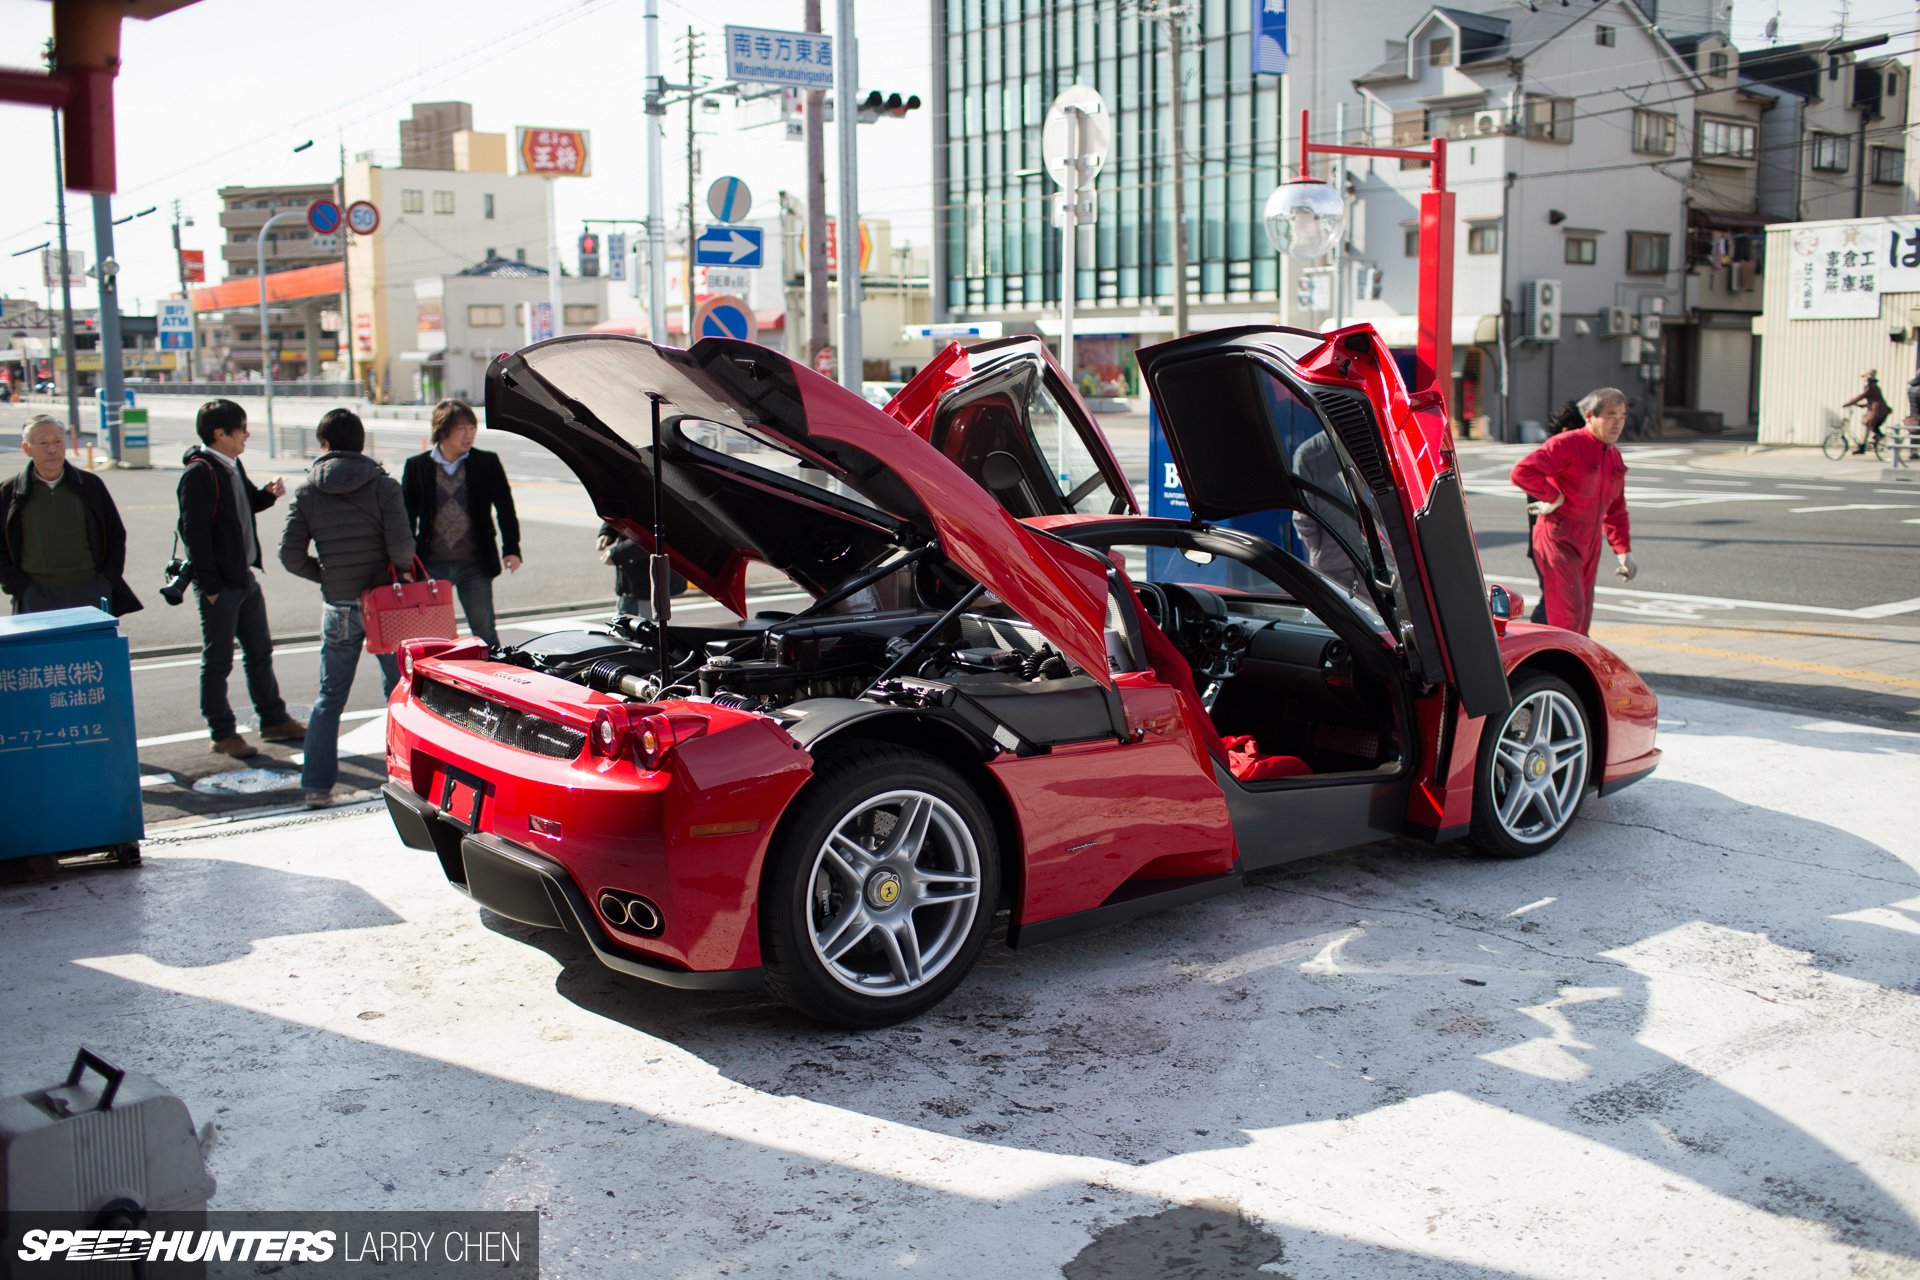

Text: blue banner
xmin=1254 ymin=0 xmax=1288 ymax=76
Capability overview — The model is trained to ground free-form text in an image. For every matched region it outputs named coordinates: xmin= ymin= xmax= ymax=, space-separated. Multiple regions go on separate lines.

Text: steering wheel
xmin=1154 ymin=583 xmax=1239 ymax=680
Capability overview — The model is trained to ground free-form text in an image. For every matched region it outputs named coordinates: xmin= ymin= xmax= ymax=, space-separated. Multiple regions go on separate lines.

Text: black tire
xmin=1466 ymin=672 xmax=1592 ymax=859
xmin=1822 ymin=430 xmax=1849 ymax=462
xmin=1871 ymin=434 xmax=1888 ymax=462
xmin=760 ymin=743 xmax=1000 ymax=1028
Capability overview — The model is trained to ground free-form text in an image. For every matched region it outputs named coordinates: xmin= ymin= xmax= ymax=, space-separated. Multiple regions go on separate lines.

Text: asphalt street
xmin=6 ymin=394 xmax=1919 ymax=830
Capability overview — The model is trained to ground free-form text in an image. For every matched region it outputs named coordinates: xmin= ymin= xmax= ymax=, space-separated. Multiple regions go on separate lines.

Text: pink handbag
xmin=359 ymin=558 xmax=457 ymax=654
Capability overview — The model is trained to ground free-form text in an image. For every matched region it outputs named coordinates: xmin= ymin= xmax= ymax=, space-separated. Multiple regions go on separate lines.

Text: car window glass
xmin=1028 ymin=377 xmax=1122 ymax=514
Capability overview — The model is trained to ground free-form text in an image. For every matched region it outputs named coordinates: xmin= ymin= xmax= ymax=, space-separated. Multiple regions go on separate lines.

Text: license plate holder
xmin=435 ymin=761 xmax=490 ymax=830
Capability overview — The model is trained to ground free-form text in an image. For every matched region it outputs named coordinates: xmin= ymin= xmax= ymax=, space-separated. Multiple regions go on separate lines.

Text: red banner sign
xmin=516 ymin=127 xmax=591 ymax=177
xmin=181 ymin=249 xmax=206 ymax=283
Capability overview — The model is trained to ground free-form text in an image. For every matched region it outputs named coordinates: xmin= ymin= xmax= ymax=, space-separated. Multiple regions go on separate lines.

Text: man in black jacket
xmin=401 ymin=398 xmax=520 ymax=647
xmin=280 ymin=408 xmax=414 ymax=807
xmin=1 ymin=414 xmax=141 ymax=615
xmin=179 ymin=398 xmax=303 ymax=759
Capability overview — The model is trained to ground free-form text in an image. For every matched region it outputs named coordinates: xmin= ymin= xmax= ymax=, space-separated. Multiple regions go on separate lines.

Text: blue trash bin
xmin=0 ymin=606 xmax=143 ymax=861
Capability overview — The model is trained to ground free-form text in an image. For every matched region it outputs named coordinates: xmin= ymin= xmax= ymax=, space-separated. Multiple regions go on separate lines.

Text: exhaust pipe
xmin=597 ymin=889 xmax=663 ymax=935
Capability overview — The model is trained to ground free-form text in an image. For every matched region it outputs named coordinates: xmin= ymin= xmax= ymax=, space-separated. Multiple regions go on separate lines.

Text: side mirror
xmin=1488 ymin=583 xmax=1515 ymax=636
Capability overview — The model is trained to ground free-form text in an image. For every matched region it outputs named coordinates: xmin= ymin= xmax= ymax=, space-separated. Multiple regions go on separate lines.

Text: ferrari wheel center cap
xmin=1527 ymin=751 xmax=1549 ymax=780
xmin=865 ymin=870 xmax=903 ymax=910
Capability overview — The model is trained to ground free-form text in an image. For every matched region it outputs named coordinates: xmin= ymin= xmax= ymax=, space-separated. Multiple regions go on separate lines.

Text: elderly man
xmin=1509 ymin=386 xmax=1637 ymax=636
xmin=0 ymin=414 xmax=140 ymax=615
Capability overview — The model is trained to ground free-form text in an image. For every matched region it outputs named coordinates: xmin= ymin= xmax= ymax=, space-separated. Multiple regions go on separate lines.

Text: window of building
xmin=1565 ymin=235 xmax=1598 ymax=265
xmin=1709 ymin=51 xmax=1730 ymax=77
xmin=1404 ymin=224 xmax=1421 ymax=256
xmin=515 ymin=247 xmax=527 ymax=262
xmin=1467 ymin=222 xmax=1500 ymax=254
xmin=1699 ymin=117 xmax=1757 ymax=161
xmin=484 ymin=193 xmax=495 ymax=220
xmin=467 ymin=304 xmax=506 ymax=328
xmin=1627 ymin=231 xmax=1670 ymax=275
xmin=1811 ymin=132 xmax=1851 ymax=172
xmin=433 ymin=190 xmax=454 ymax=214
xmin=1872 ymin=146 xmax=1905 ymax=185
xmin=1391 ymin=108 xmax=1432 ymax=169
xmin=1632 ymin=110 xmax=1676 ymax=155
xmin=402 ymin=189 xmax=424 ymax=214
xmin=1595 ymin=24 xmax=1615 ymax=46
xmin=1428 ymin=36 xmax=1453 ymax=67
xmin=563 ymin=304 xmax=598 ymax=326
xmin=1524 ymin=96 xmax=1573 ymax=142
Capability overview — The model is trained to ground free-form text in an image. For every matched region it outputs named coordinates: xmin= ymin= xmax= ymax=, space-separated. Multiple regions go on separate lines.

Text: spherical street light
xmin=1263 ymin=179 xmax=1346 ymax=262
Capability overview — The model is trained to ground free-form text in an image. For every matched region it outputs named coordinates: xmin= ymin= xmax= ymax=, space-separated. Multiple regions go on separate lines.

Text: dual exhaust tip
xmin=598 ymin=890 xmax=663 ymax=936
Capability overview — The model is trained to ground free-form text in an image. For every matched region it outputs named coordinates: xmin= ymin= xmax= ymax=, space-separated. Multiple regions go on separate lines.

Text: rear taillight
xmin=399 ymin=635 xmax=486 ymax=682
xmin=589 ymin=705 xmax=635 ymax=758
xmin=636 ymin=711 xmax=708 ymax=770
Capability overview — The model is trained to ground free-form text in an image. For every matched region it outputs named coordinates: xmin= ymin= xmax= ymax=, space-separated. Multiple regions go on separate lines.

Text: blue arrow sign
xmin=698 ymin=299 xmax=754 ymax=340
xmin=695 ymin=225 xmax=764 ymax=268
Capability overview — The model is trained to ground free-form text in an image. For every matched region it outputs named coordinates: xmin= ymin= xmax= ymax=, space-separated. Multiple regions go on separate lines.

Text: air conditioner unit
xmin=1522 ymin=279 xmax=1562 ymax=342
xmin=1473 ymin=111 xmax=1503 ymax=135
xmin=1620 ymin=334 xmax=1643 ymax=364
xmin=1605 ymin=305 xmax=1632 ymax=336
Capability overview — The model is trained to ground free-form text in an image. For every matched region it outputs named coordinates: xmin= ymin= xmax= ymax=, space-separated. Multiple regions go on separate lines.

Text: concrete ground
xmin=3 ymin=693 xmax=1917 ymax=1278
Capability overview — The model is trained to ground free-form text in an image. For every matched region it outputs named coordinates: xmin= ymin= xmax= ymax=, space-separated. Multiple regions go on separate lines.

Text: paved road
xmin=8 ymin=395 xmax=1918 ymax=828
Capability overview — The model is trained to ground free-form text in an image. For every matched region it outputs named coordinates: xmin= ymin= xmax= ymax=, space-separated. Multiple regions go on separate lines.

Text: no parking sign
xmin=693 ymin=295 xmax=757 ymax=344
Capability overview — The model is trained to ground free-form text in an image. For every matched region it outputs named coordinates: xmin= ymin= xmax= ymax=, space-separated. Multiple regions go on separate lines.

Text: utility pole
xmin=170 ymin=199 xmax=200 ymax=381
xmin=644 ymin=0 xmax=669 ymax=345
xmin=834 ymin=0 xmax=863 ymax=390
xmin=46 ymin=41 xmax=80 ymax=437
xmin=337 ymin=136 xmax=355 ymax=388
xmin=90 ymin=194 xmax=125 ymax=460
xmin=1131 ymin=3 xmax=1190 ymax=338
xmin=683 ymin=26 xmax=702 ymax=341
xmin=805 ymin=0 xmax=830 ymax=367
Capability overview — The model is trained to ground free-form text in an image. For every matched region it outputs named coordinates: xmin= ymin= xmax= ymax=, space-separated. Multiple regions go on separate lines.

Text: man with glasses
xmin=179 ymin=398 xmax=304 ymax=759
xmin=1510 ymin=386 xmax=1638 ymax=636
xmin=0 ymin=414 xmax=141 ymax=615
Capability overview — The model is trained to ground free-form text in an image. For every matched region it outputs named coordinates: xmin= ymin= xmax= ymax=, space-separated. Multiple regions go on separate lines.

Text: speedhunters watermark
xmin=4 ymin=1212 xmax=537 ymax=1277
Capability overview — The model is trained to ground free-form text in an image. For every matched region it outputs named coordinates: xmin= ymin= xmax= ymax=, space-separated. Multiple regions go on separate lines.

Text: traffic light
xmin=578 ymin=231 xmax=600 ymax=278
xmin=856 ymin=91 xmax=921 ymax=124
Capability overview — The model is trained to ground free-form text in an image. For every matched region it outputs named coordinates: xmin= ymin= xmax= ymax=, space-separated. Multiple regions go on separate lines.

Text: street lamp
xmin=111 ymin=206 xmax=156 ymax=226
xmin=258 ymin=208 xmax=306 ymax=459
xmin=1277 ymin=109 xmax=1455 ymax=440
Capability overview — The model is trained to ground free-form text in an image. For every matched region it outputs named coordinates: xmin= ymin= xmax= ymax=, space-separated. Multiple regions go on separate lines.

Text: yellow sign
xmin=73 ymin=351 xmax=179 ymax=372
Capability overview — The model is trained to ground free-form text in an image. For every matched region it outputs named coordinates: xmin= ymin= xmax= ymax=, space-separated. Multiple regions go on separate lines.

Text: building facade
xmin=404 ymin=257 xmax=606 ymax=404
xmin=931 ymin=0 xmax=1444 ymax=394
xmin=200 ymin=181 xmax=341 ymax=380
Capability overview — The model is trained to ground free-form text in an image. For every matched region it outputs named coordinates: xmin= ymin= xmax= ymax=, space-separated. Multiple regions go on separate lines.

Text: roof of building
xmin=1438 ymin=7 xmax=1511 ymax=62
xmin=456 ymin=255 xmax=549 ymax=278
xmin=1739 ymin=35 xmax=1889 ymax=101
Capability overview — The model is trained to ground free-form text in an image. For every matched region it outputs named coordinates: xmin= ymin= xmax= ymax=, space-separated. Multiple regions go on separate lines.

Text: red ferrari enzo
xmin=382 ymin=326 xmax=1658 ymax=1027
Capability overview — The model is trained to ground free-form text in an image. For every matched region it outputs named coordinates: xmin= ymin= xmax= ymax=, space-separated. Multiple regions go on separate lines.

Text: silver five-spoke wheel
xmin=1469 ymin=673 xmax=1592 ymax=858
xmin=806 ymin=790 xmax=984 ymax=996
xmin=763 ymin=745 xmax=1001 ymax=1027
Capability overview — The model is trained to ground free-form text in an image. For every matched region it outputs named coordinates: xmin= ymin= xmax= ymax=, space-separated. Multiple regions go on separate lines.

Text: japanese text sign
xmin=1787 ymin=218 xmax=1920 ymax=320
xmin=725 ymin=25 xmax=834 ymax=91
xmin=516 ymin=127 xmax=592 ymax=178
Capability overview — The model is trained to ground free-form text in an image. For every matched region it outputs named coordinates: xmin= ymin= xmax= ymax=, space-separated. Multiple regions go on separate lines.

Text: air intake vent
xmin=1313 ymin=390 xmax=1392 ymax=494
xmin=416 ymin=678 xmax=588 ymax=760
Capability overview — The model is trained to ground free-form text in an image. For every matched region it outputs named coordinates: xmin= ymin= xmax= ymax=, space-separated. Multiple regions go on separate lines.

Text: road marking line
xmin=1855 ymin=597 xmax=1920 ymax=618
xmin=134 ymin=642 xmax=323 ymax=673
xmin=140 ymin=773 xmax=175 ymax=789
xmin=1777 ymin=483 xmax=1846 ymax=490
xmin=135 ymin=706 xmax=383 ymax=750
xmin=1787 ymin=503 xmax=1917 ymax=514
xmin=1874 ymin=488 xmax=1920 ymax=495
xmin=1592 ymin=627 xmax=1920 ymax=691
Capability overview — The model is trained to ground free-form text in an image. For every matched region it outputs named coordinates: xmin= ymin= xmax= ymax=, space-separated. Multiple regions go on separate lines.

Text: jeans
xmin=302 ymin=601 xmax=400 ymax=793
xmin=18 ymin=576 xmax=109 ymax=614
xmin=198 ymin=570 xmax=288 ymax=739
xmin=425 ymin=558 xmax=499 ymax=647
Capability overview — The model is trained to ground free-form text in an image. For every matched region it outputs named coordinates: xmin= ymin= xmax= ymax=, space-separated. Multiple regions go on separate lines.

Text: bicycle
xmin=1822 ymin=408 xmax=1887 ymax=461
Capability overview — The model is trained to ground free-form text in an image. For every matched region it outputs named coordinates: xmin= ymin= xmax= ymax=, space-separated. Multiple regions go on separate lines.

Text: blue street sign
xmin=157 ymin=299 xmax=194 ymax=350
xmin=695 ymin=225 xmax=764 ymax=268
xmin=695 ymin=295 xmax=756 ymax=343
xmin=606 ymin=232 xmax=628 ymax=281
xmin=307 ymin=200 xmax=342 ymax=235
xmin=1254 ymin=0 xmax=1289 ymax=76
xmin=708 ymin=176 xmax=752 ymax=223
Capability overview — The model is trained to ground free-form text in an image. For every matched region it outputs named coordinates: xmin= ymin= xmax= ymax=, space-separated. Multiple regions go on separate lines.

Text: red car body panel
xmin=382 ymin=328 xmax=1659 ymax=1002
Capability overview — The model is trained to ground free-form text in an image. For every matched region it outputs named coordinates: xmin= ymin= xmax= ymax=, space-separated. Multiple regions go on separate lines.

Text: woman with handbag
xmin=278 ymin=409 xmax=415 ymax=808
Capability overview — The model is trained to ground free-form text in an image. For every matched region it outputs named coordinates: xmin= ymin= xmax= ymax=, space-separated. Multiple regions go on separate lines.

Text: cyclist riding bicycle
xmin=1841 ymin=370 xmax=1891 ymax=455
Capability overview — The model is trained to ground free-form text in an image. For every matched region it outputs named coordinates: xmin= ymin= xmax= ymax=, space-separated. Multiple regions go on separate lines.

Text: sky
xmin=0 ymin=0 xmax=938 ymax=315
xmin=0 ymin=0 xmax=1909 ymax=317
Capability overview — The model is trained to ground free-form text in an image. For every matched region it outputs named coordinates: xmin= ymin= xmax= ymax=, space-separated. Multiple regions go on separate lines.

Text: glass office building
xmin=933 ymin=0 xmax=1292 ymax=394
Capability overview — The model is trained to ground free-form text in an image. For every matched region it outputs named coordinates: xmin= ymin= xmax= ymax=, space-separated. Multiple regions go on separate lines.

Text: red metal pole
xmin=1299 ymin=108 xmax=1311 ymax=179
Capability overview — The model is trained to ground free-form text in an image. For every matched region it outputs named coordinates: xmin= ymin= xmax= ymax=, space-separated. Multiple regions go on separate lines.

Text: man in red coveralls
xmin=1509 ymin=386 xmax=1637 ymax=635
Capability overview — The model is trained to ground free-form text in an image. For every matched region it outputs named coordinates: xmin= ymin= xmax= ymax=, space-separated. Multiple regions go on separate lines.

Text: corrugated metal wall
xmin=1757 ymin=222 xmax=1920 ymax=446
